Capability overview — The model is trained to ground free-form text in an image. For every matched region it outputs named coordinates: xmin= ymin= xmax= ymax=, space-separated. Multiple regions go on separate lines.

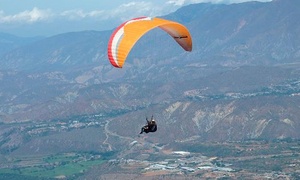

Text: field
xmin=1 ymin=140 xmax=299 ymax=179
xmin=0 ymin=152 xmax=106 ymax=179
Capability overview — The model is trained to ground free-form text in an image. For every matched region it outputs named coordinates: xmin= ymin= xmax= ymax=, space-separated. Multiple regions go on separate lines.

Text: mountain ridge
xmin=1 ymin=0 xmax=300 ymax=71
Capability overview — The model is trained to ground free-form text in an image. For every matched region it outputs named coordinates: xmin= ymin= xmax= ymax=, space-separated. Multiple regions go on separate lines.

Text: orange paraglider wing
xmin=107 ymin=17 xmax=192 ymax=68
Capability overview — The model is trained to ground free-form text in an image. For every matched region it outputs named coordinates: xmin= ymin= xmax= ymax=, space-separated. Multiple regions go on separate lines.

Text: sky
xmin=0 ymin=0 xmax=272 ymax=37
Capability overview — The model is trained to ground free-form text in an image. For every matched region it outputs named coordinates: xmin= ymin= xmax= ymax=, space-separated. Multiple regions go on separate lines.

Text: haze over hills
xmin=0 ymin=32 xmax=44 ymax=57
xmin=1 ymin=0 xmax=300 ymax=71
xmin=0 ymin=0 xmax=300 ymax=157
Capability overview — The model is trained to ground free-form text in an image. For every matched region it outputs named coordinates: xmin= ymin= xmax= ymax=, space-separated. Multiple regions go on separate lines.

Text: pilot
xmin=140 ymin=115 xmax=157 ymax=134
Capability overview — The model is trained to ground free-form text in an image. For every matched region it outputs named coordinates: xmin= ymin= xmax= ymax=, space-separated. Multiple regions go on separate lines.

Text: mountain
xmin=0 ymin=32 xmax=44 ymax=57
xmin=1 ymin=0 xmax=300 ymax=71
xmin=0 ymin=0 xmax=300 ymax=153
xmin=165 ymin=0 xmax=300 ymax=65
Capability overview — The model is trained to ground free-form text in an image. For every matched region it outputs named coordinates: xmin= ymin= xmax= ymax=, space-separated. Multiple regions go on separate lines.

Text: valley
xmin=1 ymin=128 xmax=300 ymax=180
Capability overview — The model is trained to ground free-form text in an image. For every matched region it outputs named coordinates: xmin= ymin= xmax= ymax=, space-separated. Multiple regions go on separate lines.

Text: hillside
xmin=0 ymin=32 xmax=43 ymax=57
xmin=0 ymin=0 xmax=299 ymax=156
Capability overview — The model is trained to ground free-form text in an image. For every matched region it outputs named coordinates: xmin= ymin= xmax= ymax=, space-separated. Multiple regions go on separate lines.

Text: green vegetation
xmin=176 ymin=142 xmax=239 ymax=157
xmin=0 ymin=152 xmax=106 ymax=179
xmin=0 ymin=173 xmax=48 ymax=180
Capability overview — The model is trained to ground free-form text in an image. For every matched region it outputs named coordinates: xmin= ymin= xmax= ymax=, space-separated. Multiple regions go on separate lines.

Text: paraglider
xmin=107 ymin=17 xmax=192 ymax=134
xmin=107 ymin=16 xmax=192 ymax=68
xmin=140 ymin=115 xmax=157 ymax=134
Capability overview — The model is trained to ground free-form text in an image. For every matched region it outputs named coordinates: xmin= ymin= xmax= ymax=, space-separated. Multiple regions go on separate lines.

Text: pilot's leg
xmin=140 ymin=127 xmax=144 ymax=134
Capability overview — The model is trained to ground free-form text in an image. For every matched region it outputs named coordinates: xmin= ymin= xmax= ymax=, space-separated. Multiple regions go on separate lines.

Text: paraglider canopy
xmin=107 ymin=16 xmax=192 ymax=68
